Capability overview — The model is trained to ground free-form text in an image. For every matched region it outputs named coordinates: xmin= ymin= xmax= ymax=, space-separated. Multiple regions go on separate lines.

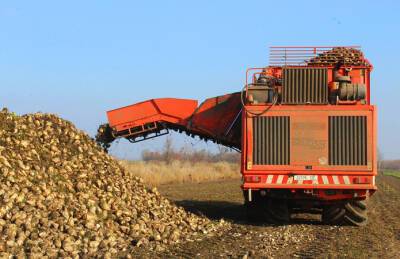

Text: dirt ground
xmin=133 ymin=175 xmax=400 ymax=258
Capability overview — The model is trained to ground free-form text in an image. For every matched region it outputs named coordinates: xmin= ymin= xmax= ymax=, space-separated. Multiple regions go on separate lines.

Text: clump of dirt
xmin=0 ymin=108 xmax=228 ymax=257
xmin=95 ymin=123 xmax=115 ymax=152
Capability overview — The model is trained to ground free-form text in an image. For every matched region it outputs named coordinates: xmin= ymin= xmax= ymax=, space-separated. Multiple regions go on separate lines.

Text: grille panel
xmin=329 ymin=116 xmax=367 ymax=166
xmin=282 ymin=68 xmax=328 ymax=104
xmin=253 ymin=116 xmax=290 ymax=165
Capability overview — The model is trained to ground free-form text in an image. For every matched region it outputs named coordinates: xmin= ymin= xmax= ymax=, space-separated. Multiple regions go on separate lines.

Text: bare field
xmin=120 ymin=160 xmax=240 ymax=186
xmin=132 ymin=174 xmax=400 ymax=258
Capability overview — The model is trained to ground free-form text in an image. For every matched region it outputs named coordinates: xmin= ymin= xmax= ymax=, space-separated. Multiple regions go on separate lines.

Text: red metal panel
xmin=243 ymin=105 xmax=377 ymax=176
xmin=188 ymin=92 xmax=242 ymax=148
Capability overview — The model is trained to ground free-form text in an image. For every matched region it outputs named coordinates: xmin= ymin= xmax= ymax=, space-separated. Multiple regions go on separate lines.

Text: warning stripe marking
xmin=262 ymin=175 xmax=370 ymax=185
xmin=332 ymin=175 xmax=340 ymax=185
xmin=277 ymin=175 xmax=284 ymax=184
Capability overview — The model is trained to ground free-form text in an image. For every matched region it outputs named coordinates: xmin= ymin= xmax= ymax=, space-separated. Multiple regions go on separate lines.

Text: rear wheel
xmin=322 ymin=200 xmax=368 ymax=226
xmin=264 ymin=199 xmax=290 ymax=224
xmin=245 ymin=199 xmax=263 ymax=222
xmin=244 ymin=191 xmax=263 ymax=222
xmin=244 ymin=191 xmax=290 ymax=224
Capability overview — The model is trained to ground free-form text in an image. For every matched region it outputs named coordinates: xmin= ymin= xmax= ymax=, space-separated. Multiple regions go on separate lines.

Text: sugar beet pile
xmin=0 ymin=109 xmax=228 ymax=257
xmin=307 ymin=47 xmax=371 ymax=66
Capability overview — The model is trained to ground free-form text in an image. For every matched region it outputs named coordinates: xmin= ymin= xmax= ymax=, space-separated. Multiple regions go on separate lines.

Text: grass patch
xmin=382 ymin=170 xmax=400 ymax=179
xmin=119 ymin=160 xmax=240 ymax=186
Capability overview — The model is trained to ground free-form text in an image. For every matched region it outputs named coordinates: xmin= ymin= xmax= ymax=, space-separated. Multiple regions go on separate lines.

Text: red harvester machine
xmin=97 ymin=46 xmax=377 ymax=226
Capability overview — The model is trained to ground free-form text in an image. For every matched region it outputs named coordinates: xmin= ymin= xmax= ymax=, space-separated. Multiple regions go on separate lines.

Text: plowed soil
xmin=133 ymin=174 xmax=400 ymax=258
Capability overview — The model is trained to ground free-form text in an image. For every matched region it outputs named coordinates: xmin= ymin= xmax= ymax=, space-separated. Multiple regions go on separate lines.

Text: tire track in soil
xmin=288 ymin=226 xmax=337 ymax=258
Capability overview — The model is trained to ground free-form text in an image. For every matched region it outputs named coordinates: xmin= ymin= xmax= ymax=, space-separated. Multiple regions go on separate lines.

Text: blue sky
xmin=1 ymin=1 xmax=399 ymax=159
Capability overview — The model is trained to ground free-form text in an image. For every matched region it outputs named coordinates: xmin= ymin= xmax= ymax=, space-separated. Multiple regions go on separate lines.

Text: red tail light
xmin=244 ymin=176 xmax=261 ymax=183
xmin=353 ymin=177 xmax=371 ymax=184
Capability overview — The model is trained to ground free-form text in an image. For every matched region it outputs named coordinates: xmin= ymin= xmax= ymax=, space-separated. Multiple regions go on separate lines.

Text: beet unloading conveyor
xmin=96 ymin=92 xmax=242 ymax=151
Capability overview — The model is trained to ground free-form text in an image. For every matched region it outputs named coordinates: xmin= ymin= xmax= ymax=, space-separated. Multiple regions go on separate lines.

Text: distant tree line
xmin=378 ymin=149 xmax=400 ymax=170
xmin=141 ymin=137 xmax=240 ymax=164
xmin=380 ymin=160 xmax=400 ymax=170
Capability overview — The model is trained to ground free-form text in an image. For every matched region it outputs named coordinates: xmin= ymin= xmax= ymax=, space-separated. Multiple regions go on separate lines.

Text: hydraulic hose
xmin=240 ymin=84 xmax=278 ymax=116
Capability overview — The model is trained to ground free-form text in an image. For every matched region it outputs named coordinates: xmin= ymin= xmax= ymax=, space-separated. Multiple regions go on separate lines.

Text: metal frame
xmin=127 ymin=129 xmax=169 ymax=143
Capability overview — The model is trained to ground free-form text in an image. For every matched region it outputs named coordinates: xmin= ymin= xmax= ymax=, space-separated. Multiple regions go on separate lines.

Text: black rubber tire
xmin=245 ymin=200 xmax=263 ymax=222
xmin=322 ymin=200 xmax=368 ymax=226
xmin=322 ymin=205 xmax=346 ymax=224
xmin=244 ymin=193 xmax=290 ymax=224
xmin=264 ymin=199 xmax=290 ymax=224
xmin=244 ymin=191 xmax=264 ymax=222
